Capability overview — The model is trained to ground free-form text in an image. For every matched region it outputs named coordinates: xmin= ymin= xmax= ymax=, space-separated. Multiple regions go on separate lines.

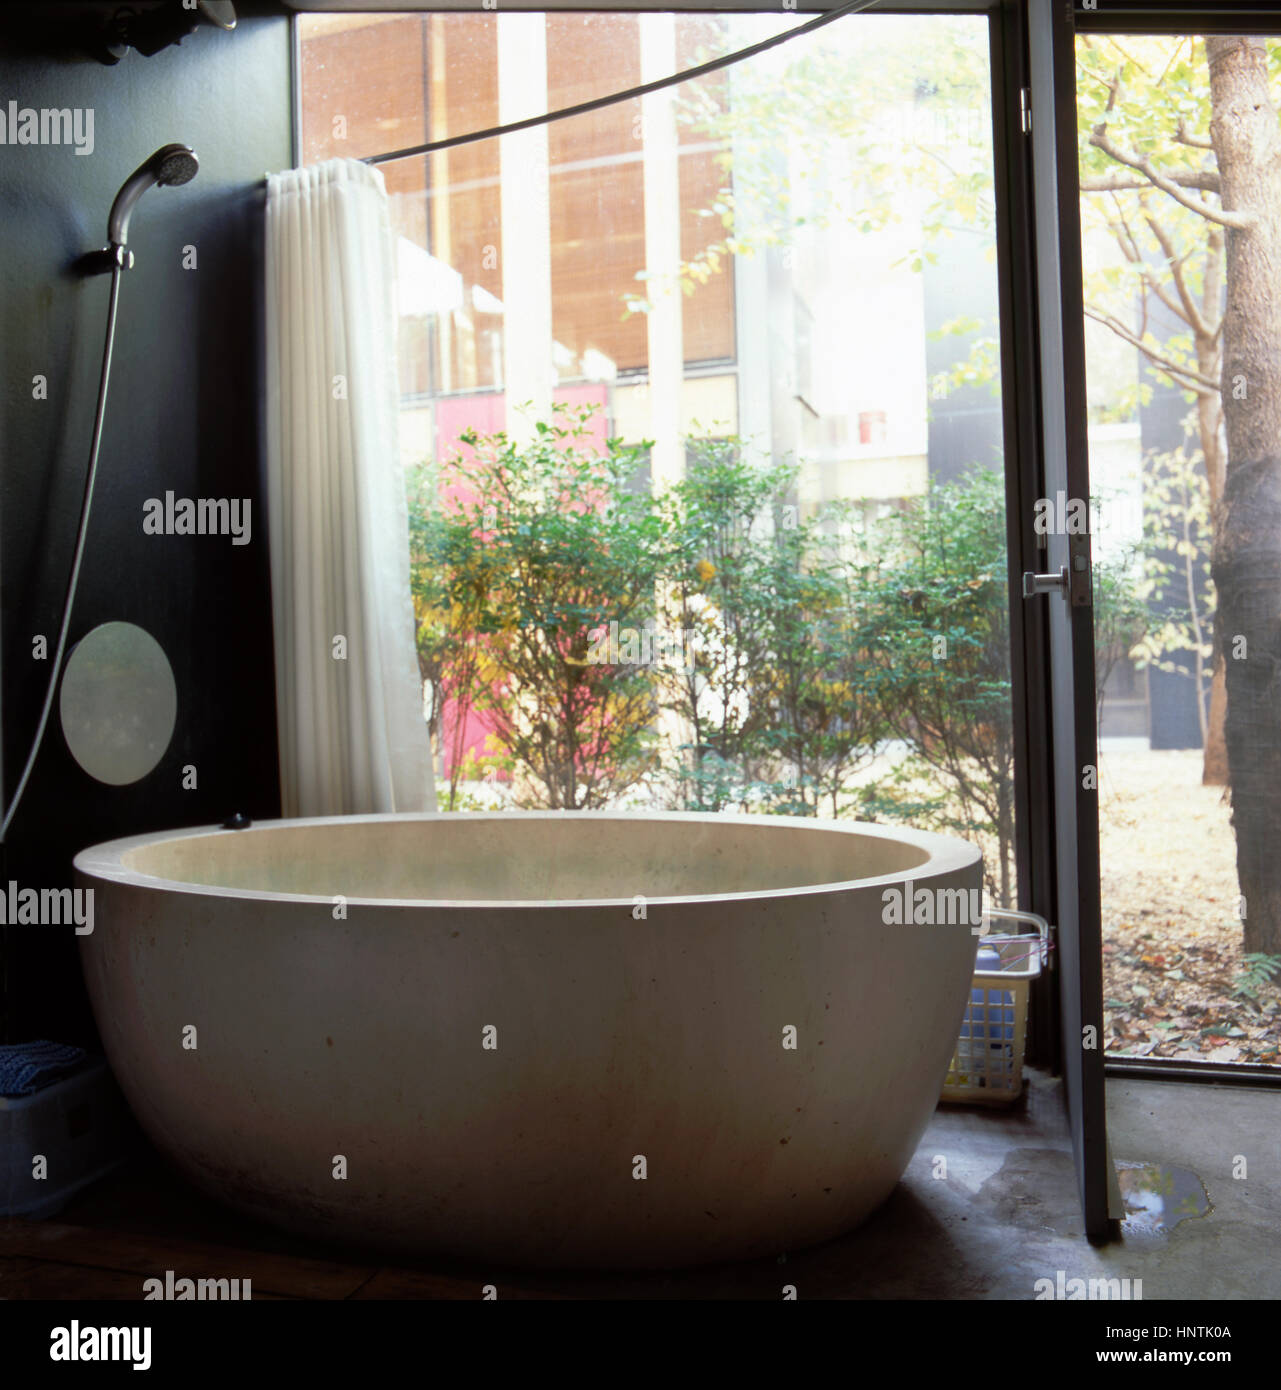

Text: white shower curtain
xmin=264 ymin=159 xmax=435 ymax=817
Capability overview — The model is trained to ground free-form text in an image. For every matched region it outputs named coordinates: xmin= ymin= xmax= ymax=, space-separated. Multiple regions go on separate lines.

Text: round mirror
xmin=59 ymin=621 xmax=177 ymax=785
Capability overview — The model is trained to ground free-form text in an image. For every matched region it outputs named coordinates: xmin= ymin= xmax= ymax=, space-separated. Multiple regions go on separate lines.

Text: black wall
xmin=0 ymin=7 xmax=292 ymax=1044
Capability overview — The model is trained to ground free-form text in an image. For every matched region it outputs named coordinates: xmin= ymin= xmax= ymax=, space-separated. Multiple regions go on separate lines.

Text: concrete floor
xmin=544 ymin=1067 xmax=1281 ymax=1299
xmin=3 ymin=1067 xmax=1277 ymax=1298
xmin=865 ymin=1070 xmax=1281 ymax=1301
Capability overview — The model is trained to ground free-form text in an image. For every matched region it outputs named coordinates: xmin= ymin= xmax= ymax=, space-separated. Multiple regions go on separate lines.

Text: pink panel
xmin=431 ymin=384 xmax=612 ymax=785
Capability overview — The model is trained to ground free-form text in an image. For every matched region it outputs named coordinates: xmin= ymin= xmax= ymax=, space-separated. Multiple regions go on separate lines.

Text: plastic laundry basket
xmin=1 ymin=1057 xmax=129 ymax=1218
xmin=940 ymin=908 xmax=1048 ymax=1106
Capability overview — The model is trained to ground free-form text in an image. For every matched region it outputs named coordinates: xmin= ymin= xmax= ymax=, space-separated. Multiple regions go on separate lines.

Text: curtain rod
xmin=364 ymin=0 xmax=879 ymax=165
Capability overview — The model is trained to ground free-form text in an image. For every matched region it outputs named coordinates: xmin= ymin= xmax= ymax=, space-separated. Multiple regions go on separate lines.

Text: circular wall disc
xmin=60 ymin=621 xmax=177 ymax=786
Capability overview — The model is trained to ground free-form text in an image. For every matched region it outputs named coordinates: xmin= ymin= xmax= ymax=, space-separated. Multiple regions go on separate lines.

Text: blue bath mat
xmin=0 ymin=1041 xmax=88 ymax=1098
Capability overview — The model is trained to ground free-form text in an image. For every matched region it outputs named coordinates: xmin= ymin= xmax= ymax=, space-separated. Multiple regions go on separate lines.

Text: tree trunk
xmin=1207 ymin=36 xmax=1281 ymax=955
xmin=1196 ymin=260 xmax=1229 ymax=786
xmin=1201 ymin=652 xmax=1229 ymax=785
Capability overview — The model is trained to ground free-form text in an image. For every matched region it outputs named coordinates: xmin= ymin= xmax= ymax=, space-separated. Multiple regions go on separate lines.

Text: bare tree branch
xmin=1155 ymin=37 xmax=1191 ymax=89
xmin=1081 ymin=169 xmax=1221 ymax=194
xmin=1106 ymin=211 xmax=1194 ymax=327
xmin=1106 ymin=38 xmax=1153 ymax=78
xmin=1144 ymin=209 xmax=1217 ymax=339
xmin=1102 ymin=196 xmax=1197 ymax=327
xmin=1109 ymin=192 xmax=1143 ymax=264
xmin=1175 ymin=118 xmax=1214 ymax=149
xmin=1089 ymin=124 xmax=1254 ymax=228
xmin=1142 ymin=263 xmax=1196 ymax=328
xmin=1084 ymin=303 xmax=1222 ymax=392
xmin=1076 ymin=59 xmax=1121 ymax=100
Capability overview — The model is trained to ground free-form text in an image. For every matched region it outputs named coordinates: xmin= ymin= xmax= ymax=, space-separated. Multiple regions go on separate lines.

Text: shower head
xmin=106 ymin=144 xmax=199 ymax=250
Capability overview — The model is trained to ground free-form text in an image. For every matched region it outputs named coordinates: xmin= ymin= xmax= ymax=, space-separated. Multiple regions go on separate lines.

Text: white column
xmin=428 ymin=16 xmax=453 ymax=396
xmin=498 ymin=13 xmax=553 ymax=444
xmin=640 ymin=14 xmax=685 ymax=489
xmin=730 ymin=15 xmax=771 ymax=464
xmin=640 ymin=17 xmax=689 ymax=776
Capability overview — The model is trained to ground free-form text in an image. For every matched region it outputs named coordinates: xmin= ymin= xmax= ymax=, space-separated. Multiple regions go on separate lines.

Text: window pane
xmin=299 ymin=12 xmax=1016 ymax=912
xmin=1076 ymin=32 xmax=1281 ymax=1066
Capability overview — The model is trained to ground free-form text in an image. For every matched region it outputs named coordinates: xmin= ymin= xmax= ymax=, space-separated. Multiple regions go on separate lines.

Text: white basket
xmin=940 ymin=909 xmax=1047 ymax=1107
xmin=0 ymin=1057 xmax=129 ymax=1218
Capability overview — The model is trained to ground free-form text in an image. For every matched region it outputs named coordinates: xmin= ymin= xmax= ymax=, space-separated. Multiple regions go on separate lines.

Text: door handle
xmin=1022 ymin=567 xmax=1068 ymax=598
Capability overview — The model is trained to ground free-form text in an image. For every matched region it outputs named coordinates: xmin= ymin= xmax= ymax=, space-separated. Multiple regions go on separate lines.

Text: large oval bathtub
xmin=75 ymin=812 xmax=982 ymax=1269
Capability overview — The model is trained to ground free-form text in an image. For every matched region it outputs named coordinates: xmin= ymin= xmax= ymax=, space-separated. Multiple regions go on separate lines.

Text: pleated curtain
xmin=264 ymin=158 xmax=435 ymax=817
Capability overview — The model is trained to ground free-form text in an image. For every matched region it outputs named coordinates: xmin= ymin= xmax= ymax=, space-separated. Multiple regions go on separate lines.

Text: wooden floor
xmin=1 ymin=1224 xmax=490 ymax=1301
xmin=1 ymin=1135 xmax=892 ymax=1300
xmin=0 ymin=1145 xmax=565 ymax=1299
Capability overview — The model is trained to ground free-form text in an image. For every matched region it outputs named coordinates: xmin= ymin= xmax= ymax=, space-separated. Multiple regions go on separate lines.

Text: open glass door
xmin=1025 ymin=0 xmax=1117 ymax=1239
xmin=1075 ymin=15 xmax=1281 ymax=1079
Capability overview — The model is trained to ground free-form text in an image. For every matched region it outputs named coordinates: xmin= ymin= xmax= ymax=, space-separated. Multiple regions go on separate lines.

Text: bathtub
xmin=75 ymin=811 xmax=982 ymax=1270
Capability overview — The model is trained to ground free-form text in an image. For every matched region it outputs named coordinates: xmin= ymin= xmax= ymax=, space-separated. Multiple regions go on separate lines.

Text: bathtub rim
xmin=73 ymin=809 xmax=983 ymax=913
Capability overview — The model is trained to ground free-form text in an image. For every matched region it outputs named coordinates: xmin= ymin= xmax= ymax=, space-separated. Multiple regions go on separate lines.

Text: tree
xmin=672 ymin=27 xmax=1260 ymax=803
xmin=1205 ymin=36 xmax=1281 ymax=956
xmin=414 ymin=404 xmax=666 ymax=810
xmin=1084 ymin=35 xmax=1281 ymax=953
xmin=1076 ymin=35 xmax=1229 ymax=784
xmin=754 ymin=511 xmax=885 ymax=818
xmin=857 ymin=469 xmax=1017 ymax=905
xmin=642 ymin=15 xmax=996 ymax=306
xmin=853 ymin=468 xmax=1147 ymax=907
xmin=1063 ymin=33 xmax=1281 ymax=953
xmin=655 ymin=444 xmax=800 ymax=812
xmin=1127 ymin=428 xmax=1214 ymax=745
xmin=1092 ymin=525 xmax=1153 ymax=738
xmin=407 ymin=456 xmax=495 ymax=810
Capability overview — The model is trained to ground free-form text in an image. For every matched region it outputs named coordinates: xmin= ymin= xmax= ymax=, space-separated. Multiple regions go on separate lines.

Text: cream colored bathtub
xmin=75 ymin=812 xmax=981 ymax=1269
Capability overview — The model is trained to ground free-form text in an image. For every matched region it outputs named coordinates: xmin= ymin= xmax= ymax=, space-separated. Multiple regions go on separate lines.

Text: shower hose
xmin=1 ymin=258 xmax=124 ymax=842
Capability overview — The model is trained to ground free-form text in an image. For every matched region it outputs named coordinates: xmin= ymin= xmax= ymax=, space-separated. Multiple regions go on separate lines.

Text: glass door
xmin=1024 ymin=0 xmax=1116 ymax=1239
xmin=1073 ymin=12 xmax=1281 ymax=1077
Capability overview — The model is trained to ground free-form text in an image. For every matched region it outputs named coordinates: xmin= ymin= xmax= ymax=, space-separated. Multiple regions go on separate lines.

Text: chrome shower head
xmin=106 ymin=144 xmax=199 ymax=250
xmin=153 ymin=145 xmax=199 ymax=187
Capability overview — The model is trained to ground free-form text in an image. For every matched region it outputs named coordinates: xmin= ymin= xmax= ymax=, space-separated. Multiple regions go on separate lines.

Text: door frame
xmin=1026 ymin=0 xmax=1114 ymax=1239
xmin=1068 ymin=0 xmax=1281 ymax=1097
xmin=988 ymin=0 xmax=1061 ymax=1073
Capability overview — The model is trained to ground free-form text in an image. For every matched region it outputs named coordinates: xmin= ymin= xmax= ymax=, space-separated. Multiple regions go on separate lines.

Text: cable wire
xmin=365 ymin=0 xmax=879 ymax=165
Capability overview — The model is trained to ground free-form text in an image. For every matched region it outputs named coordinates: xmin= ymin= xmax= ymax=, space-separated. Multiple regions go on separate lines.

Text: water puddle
xmin=1116 ymin=1161 xmax=1211 ymax=1235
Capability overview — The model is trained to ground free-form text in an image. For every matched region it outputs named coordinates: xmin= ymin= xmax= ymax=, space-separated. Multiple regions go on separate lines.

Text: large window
xmin=298 ymin=10 xmax=1018 ymax=904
